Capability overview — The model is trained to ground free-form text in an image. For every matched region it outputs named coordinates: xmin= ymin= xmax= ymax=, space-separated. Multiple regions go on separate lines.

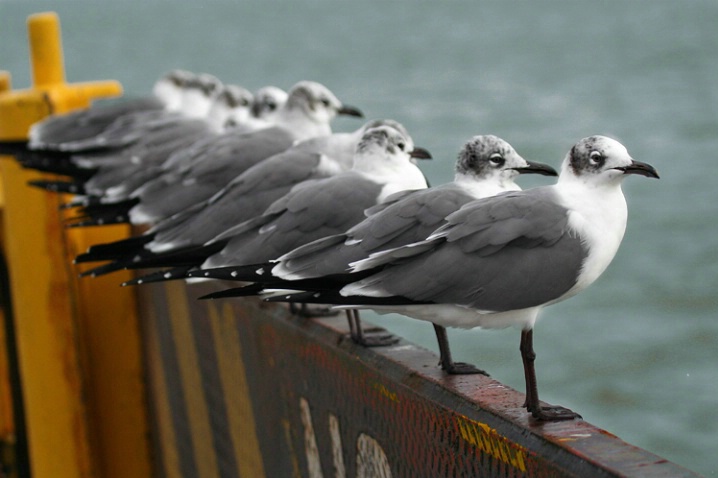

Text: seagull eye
xmin=320 ymin=98 xmax=331 ymax=107
xmin=589 ymin=151 xmax=605 ymax=165
xmin=489 ymin=154 xmax=505 ymax=167
xmin=397 ymin=142 xmax=406 ymax=151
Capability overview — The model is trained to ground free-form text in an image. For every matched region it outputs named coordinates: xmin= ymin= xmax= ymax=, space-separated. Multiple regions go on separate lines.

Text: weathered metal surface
xmin=0 ymin=12 xmax=151 ymax=478
xmin=138 ymin=280 xmax=698 ymax=478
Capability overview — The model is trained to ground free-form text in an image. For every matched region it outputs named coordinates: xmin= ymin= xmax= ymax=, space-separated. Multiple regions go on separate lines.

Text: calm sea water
xmin=2 ymin=1 xmax=716 ymax=475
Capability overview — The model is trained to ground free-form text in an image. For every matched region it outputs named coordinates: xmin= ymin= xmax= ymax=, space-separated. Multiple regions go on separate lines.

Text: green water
xmin=2 ymin=1 xmax=716 ymax=475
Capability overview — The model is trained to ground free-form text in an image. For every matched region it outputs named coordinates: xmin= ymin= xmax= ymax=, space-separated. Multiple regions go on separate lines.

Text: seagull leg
xmin=520 ymin=329 xmax=581 ymax=421
xmin=345 ymin=309 xmax=399 ymax=347
xmin=433 ymin=324 xmax=488 ymax=375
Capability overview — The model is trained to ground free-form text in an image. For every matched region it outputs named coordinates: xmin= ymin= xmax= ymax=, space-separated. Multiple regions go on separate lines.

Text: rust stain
xmin=455 ymin=415 xmax=528 ymax=473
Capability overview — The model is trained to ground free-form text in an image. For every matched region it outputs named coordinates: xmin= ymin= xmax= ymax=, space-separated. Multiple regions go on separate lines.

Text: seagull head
xmin=353 ymin=125 xmax=431 ymax=198
xmin=153 ymin=69 xmax=196 ymax=112
xmin=353 ymin=125 xmax=431 ymax=173
xmin=179 ymin=72 xmax=223 ymax=118
xmin=250 ymin=86 xmax=288 ymax=120
xmin=209 ymin=84 xmax=253 ymax=131
xmin=359 ymin=119 xmax=420 ymax=155
xmin=455 ymin=135 xmax=558 ymax=195
xmin=285 ymin=81 xmax=363 ymax=126
xmin=561 ymin=135 xmax=659 ymax=187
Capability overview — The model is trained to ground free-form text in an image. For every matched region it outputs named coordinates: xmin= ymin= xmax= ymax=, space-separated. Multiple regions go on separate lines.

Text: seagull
xmin=50 ymin=72 xmax=223 ymax=154
xmin=199 ymin=125 xmax=431 ymax=270
xmin=126 ymin=80 xmax=363 ymax=225
xmin=226 ymin=86 xmax=288 ymax=133
xmin=25 ymin=73 xmax=227 ymax=197
xmin=92 ymin=83 xmax=256 ymax=203
xmin=26 ymin=69 xmax=195 ymax=151
xmin=194 ymin=134 xmax=557 ymax=358
xmin=17 ymin=70 xmax=197 ymax=179
xmin=259 ymin=135 xmax=659 ymax=421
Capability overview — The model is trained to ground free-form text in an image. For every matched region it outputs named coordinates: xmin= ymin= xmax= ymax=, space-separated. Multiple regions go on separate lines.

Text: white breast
xmin=556 ymin=181 xmax=628 ymax=302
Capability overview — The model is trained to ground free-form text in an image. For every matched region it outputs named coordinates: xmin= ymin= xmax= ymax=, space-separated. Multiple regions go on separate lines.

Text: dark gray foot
xmin=528 ymin=404 xmax=582 ymax=421
xmin=441 ymin=361 xmax=489 ymax=376
xmin=351 ymin=332 xmax=400 ymax=347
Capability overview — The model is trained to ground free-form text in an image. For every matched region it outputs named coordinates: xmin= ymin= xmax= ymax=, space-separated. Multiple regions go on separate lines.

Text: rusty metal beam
xmin=138 ymin=280 xmax=698 ymax=478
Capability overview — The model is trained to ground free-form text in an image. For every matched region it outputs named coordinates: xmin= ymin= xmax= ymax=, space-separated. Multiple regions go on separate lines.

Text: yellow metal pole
xmin=0 ymin=12 xmax=152 ymax=478
xmin=28 ymin=12 xmax=66 ymax=87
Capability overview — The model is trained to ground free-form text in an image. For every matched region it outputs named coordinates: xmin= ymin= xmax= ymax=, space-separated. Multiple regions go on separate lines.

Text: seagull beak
xmin=337 ymin=105 xmax=364 ymax=118
xmin=613 ymin=160 xmax=660 ymax=179
xmin=512 ymin=160 xmax=558 ymax=177
xmin=409 ymin=146 xmax=432 ymax=160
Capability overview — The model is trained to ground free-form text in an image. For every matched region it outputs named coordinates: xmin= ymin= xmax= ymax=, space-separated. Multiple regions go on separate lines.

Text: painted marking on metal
xmin=144 ymin=304 xmax=182 ymax=478
xmin=372 ymin=383 xmax=400 ymax=403
xmin=328 ymin=414 xmax=346 ymax=478
xmin=356 ymin=434 xmax=392 ymax=478
xmin=210 ymin=302 xmax=266 ymax=478
xmin=165 ymin=281 xmax=220 ymax=478
xmin=455 ymin=415 xmax=528 ymax=473
xmin=300 ymin=397 xmax=324 ymax=478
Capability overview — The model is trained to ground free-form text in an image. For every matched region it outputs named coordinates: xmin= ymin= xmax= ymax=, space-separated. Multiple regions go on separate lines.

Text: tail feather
xmin=78 ymin=234 xmax=154 ymax=261
xmin=78 ymin=260 xmax=129 ymax=278
xmin=264 ymin=290 xmax=427 ymax=306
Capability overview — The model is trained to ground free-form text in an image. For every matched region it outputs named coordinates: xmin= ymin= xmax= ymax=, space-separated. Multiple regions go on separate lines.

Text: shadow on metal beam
xmin=137 ymin=279 xmax=697 ymax=478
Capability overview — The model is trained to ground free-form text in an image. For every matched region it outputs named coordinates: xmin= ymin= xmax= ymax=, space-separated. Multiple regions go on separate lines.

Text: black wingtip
xmin=197 ymin=283 xmax=268 ymax=300
xmin=28 ymin=179 xmax=85 ymax=195
xmin=78 ymin=261 xmax=127 ymax=278
xmin=264 ymin=289 xmax=430 ymax=307
xmin=186 ymin=263 xmax=273 ymax=281
xmin=122 ymin=267 xmax=193 ymax=287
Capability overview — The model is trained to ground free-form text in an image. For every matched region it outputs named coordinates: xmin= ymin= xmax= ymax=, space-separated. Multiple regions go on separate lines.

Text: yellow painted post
xmin=0 ymin=12 xmax=152 ymax=478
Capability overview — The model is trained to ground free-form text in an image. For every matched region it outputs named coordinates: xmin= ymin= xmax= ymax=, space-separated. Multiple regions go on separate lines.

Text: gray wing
xmin=363 ymin=189 xmax=418 ymax=216
xmin=54 ymin=110 xmax=181 ymax=152
xmin=29 ymin=97 xmax=164 ymax=149
xmin=203 ymin=173 xmax=384 ymax=267
xmin=82 ymin=122 xmax=213 ymax=196
xmin=277 ymin=184 xmax=476 ymax=279
xmin=151 ymin=150 xmax=327 ymax=250
xmin=131 ymin=127 xmax=295 ymax=222
xmin=351 ymin=189 xmax=587 ymax=312
xmin=186 ymin=126 xmax=295 ymax=182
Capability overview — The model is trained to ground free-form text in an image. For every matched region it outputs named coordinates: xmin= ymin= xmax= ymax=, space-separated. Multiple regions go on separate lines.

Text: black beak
xmin=613 ymin=160 xmax=660 ymax=179
xmin=409 ymin=146 xmax=432 ymax=160
xmin=512 ymin=160 xmax=558 ymax=177
xmin=337 ymin=105 xmax=364 ymax=118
